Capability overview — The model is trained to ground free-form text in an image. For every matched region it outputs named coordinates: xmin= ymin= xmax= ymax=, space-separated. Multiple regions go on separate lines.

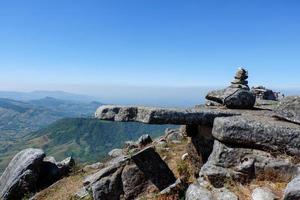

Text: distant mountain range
xmin=0 ymin=90 xmax=98 ymax=102
xmin=0 ymin=97 xmax=102 ymax=137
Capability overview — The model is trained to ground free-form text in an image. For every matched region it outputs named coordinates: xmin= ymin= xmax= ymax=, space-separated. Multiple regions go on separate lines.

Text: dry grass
xmin=225 ymin=178 xmax=287 ymax=200
xmin=33 ymin=167 xmax=99 ymax=200
xmin=33 ymin=174 xmax=84 ymax=200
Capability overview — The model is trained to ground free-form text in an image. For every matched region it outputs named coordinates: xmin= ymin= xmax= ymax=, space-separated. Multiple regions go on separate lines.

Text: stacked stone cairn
xmin=230 ymin=67 xmax=249 ymax=90
xmin=205 ymin=67 xmax=256 ymax=109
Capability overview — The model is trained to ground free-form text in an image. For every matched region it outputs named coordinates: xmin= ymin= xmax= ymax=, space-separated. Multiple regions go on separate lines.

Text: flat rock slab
xmin=131 ymin=146 xmax=176 ymax=191
xmin=95 ymin=105 xmax=235 ymax=126
xmin=274 ymin=96 xmax=300 ymax=125
xmin=212 ymin=116 xmax=300 ymax=157
xmin=0 ymin=148 xmax=45 ymax=200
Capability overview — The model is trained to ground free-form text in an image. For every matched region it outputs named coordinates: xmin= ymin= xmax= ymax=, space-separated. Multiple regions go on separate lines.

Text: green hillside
xmin=0 ymin=118 xmax=177 ymax=172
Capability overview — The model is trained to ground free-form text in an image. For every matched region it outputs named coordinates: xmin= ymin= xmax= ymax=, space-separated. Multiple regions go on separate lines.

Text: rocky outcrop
xmin=0 ymin=148 xmax=45 ymax=200
xmin=274 ymin=96 xmax=300 ymax=125
xmin=212 ymin=116 xmax=300 ymax=157
xmin=95 ymin=105 xmax=235 ymax=126
xmin=131 ymin=146 xmax=176 ymax=191
xmin=0 ymin=148 xmax=75 ymax=200
xmin=200 ymin=140 xmax=298 ymax=187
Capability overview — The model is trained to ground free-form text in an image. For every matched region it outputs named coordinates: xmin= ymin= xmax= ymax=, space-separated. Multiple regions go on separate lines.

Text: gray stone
xmin=0 ymin=148 xmax=45 ymax=200
xmin=131 ymin=146 xmax=176 ymax=191
xmin=108 ymin=149 xmax=124 ymax=158
xmin=252 ymin=187 xmax=276 ymax=200
xmin=137 ymin=134 xmax=153 ymax=146
xmin=95 ymin=105 xmax=235 ymax=126
xmin=43 ymin=156 xmax=56 ymax=163
xmin=213 ymin=188 xmax=238 ymax=200
xmin=56 ymin=156 xmax=75 ymax=176
xmin=165 ymin=128 xmax=184 ymax=141
xmin=212 ymin=115 xmax=300 ymax=157
xmin=92 ymin=167 xmax=123 ymax=200
xmin=121 ymin=164 xmax=151 ymax=200
xmin=83 ymin=162 xmax=104 ymax=171
xmin=74 ymin=187 xmax=89 ymax=199
xmin=185 ymin=184 xmax=212 ymax=200
xmin=284 ymin=175 xmax=300 ymax=200
xmin=200 ymin=141 xmax=298 ymax=188
xmin=275 ymin=96 xmax=300 ymax=125
xmin=206 ymin=87 xmax=255 ymax=109
xmin=160 ymin=179 xmax=185 ymax=195
xmin=206 ymin=87 xmax=239 ymax=105
xmin=224 ymin=89 xmax=256 ymax=109
xmin=84 ymin=161 xmax=125 ymax=187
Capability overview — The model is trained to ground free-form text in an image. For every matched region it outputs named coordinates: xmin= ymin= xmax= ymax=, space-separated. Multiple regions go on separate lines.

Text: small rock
xmin=181 ymin=153 xmax=189 ymax=161
xmin=74 ymin=187 xmax=89 ymax=199
xmin=185 ymin=184 xmax=212 ymax=200
xmin=213 ymin=188 xmax=238 ymax=200
xmin=252 ymin=187 xmax=276 ymax=200
xmin=108 ymin=149 xmax=123 ymax=158
xmin=83 ymin=162 xmax=104 ymax=171
xmin=124 ymin=141 xmax=138 ymax=150
xmin=56 ymin=157 xmax=75 ymax=176
xmin=137 ymin=134 xmax=153 ymax=146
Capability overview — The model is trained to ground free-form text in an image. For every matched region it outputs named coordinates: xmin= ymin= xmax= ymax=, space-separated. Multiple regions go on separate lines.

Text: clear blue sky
xmin=0 ymin=0 xmax=300 ymax=93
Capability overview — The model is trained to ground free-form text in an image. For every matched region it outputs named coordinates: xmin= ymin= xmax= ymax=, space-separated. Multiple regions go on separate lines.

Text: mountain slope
xmin=0 ymin=118 xmax=177 ymax=172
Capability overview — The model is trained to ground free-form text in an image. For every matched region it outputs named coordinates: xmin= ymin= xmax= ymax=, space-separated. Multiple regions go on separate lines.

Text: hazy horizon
xmin=0 ymin=84 xmax=299 ymax=107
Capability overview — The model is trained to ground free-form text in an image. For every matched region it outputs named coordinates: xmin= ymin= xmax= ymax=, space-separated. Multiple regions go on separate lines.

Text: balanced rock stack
xmin=206 ymin=67 xmax=255 ymax=109
xmin=230 ymin=67 xmax=249 ymax=90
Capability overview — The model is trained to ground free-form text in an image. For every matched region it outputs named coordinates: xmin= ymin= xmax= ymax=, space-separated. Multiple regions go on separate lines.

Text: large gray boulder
xmin=0 ymin=148 xmax=45 ymax=200
xmin=200 ymin=141 xmax=298 ymax=188
xmin=95 ymin=105 xmax=235 ymax=126
xmin=92 ymin=167 xmax=124 ymax=200
xmin=283 ymin=175 xmax=300 ymax=200
xmin=121 ymin=164 xmax=151 ymax=200
xmin=206 ymin=87 xmax=255 ymax=109
xmin=224 ymin=89 xmax=256 ymax=109
xmin=212 ymin=115 xmax=300 ymax=157
xmin=275 ymin=96 xmax=300 ymax=125
xmin=131 ymin=146 xmax=176 ymax=191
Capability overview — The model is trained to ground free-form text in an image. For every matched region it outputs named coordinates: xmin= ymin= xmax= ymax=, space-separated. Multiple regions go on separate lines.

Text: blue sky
xmin=0 ymin=0 xmax=300 ymax=96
